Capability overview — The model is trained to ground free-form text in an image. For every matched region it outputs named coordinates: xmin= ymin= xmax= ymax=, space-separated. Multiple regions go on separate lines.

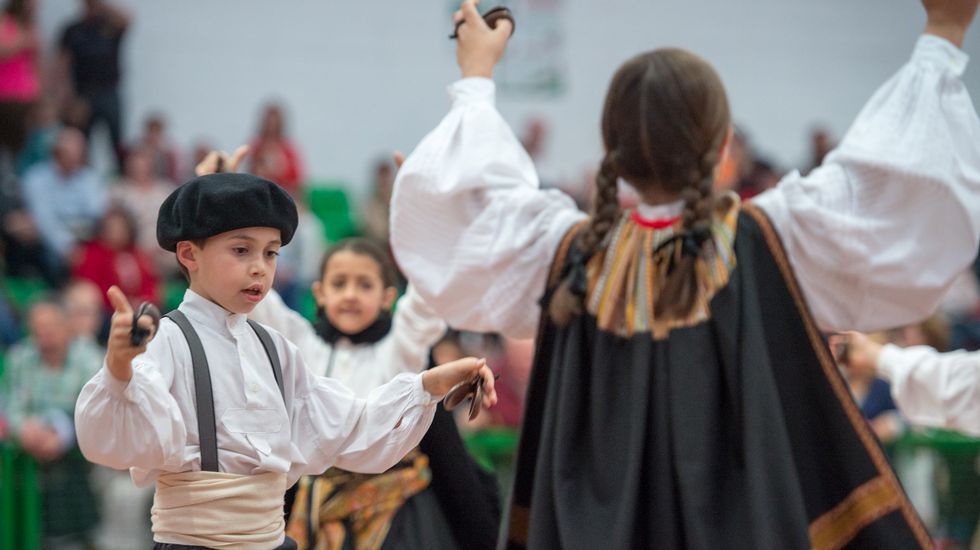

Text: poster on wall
xmin=449 ymin=0 xmax=567 ymax=97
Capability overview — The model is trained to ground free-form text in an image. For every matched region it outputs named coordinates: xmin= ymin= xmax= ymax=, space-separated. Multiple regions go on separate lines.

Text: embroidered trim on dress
xmin=585 ymin=191 xmax=740 ymax=340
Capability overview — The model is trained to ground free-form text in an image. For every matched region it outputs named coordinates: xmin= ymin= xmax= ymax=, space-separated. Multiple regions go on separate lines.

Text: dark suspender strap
xmin=247 ymin=319 xmax=286 ymax=403
xmin=164 ymin=310 xmax=220 ymax=473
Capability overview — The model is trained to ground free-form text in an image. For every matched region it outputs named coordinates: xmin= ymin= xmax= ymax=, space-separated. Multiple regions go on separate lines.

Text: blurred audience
xmin=1 ymin=297 xmax=102 ymax=546
xmin=56 ymin=0 xmax=130 ymax=170
xmin=62 ymin=277 xmax=105 ymax=346
xmin=249 ymin=102 xmax=304 ymax=196
xmin=273 ymin=199 xmax=325 ymax=311
xmin=72 ymin=206 xmax=159 ymax=313
xmin=127 ymin=114 xmax=178 ymax=182
xmin=0 ymin=0 xmax=40 ymax=159
xmin=805 ymin=126 xmax=835 ymax=175
xmin=361 ymin=157 xmax=395 ymax=245
xmin=835 ymin=331 xmax=906 ymax=444
xmin=21 ymin=127 xmax=106 ymax=286
xmin=110 ymin=146 xmax=176 ymax=277
xmin=15 ymin=99 xmax=60 ymax=177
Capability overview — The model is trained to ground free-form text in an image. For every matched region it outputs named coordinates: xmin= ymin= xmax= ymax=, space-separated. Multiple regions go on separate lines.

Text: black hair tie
xmin=653 ymin=225 xmax=713 ymax=259
xmin=565 ymin=246 xmax=590 ymax=298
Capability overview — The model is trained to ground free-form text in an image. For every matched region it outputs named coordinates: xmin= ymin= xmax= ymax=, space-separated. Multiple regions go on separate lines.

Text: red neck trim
xmin=630 ymin=210 xmax=681 ymax=229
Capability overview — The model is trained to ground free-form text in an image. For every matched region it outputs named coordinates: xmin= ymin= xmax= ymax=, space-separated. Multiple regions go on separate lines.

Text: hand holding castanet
xmin=105 ymin=286 xmax=158 ymax=382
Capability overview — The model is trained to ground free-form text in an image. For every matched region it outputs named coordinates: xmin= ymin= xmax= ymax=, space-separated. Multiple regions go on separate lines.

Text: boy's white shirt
xmin=74 ymin=289 xmax=439 ymax=488
xmin=390 ymin=35 xmax=980 ymax=337
xmin=248 ymin=286 xmax=447 ymax=398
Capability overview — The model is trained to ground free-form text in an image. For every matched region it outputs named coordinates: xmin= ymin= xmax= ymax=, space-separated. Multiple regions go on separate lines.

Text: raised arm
xmin=391 ymin=2 xmax=585 ymax=338
xmin=75 ymin=287 xmax=186 ymax=471
xmin=753 ymin=1 xmax=980 ymax=332
xmin=385 ymin=286 xmax=448 ymax=378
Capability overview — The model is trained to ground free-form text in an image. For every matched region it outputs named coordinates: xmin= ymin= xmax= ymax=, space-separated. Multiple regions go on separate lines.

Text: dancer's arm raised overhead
xmin=753 ymin=0 xmax=980 ymax=332
xmin=392 ymin=0 xmax=584 ymax=339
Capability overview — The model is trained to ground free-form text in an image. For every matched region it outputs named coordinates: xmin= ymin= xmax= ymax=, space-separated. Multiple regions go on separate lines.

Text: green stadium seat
xmin=2 ymin=277 xmax=49 ymax=312
xmin=306 ymin=184 xmax=359 ymax=243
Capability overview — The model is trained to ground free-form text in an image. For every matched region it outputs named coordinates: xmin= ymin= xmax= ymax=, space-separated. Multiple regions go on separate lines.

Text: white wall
xmin=38 ymin=0 xmax=980 ymax=203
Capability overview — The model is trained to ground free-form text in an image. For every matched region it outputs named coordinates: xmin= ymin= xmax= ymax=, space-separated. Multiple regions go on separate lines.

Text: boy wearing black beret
xmin=73 ymin=169 xmax=496 ymax=549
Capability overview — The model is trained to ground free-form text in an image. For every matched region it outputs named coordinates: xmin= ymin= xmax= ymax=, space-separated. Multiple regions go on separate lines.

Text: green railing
xmin=892 ymin=428 xmax=980 ymax=545
xmin=0 ymin=442 xmax=42 ymax=549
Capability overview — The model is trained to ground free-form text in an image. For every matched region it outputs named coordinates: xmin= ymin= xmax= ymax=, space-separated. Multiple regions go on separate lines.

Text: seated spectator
xmin=1 ymin=298 xmax=101 ymax=546
xmin=22 ymin=127 xmax=106 ymax=273
xmin=63 ymin=278 xmax=106 ymax=347
xmin=361 ymin=158 xmax=395 ymax=245
xmin=72 ymin=206 xmax=159 ymax=312
xmin=127 ymin=113 xmax=177 ymax=182
xmin=1 ymin=136 xmax=67 ymax=286
xmin=273 ymin=198 xmax=325 ymax=311
xmin=836 ymin=332 xmax=905 ymax=445
xmin=182 ymin=139 xmax=213 ymax=183
xmin=248 ymin=102 xmax=304 ymax=196
xmin=14 ymin=99 xmax=59 ymax=177
xmin=490 ymin=336 xmax=534 ymax=429
xmin=110 ymin=146 xmax=175 ymax=276
xmin=833 ymin=320 xmax=978 ymax=437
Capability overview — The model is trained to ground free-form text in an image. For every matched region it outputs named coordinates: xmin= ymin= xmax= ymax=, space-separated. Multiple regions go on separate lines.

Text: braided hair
xmin=548 ymin=48 xmax=731 ymax=326
xmin=548 ymin=152 xmax=621 ymax=326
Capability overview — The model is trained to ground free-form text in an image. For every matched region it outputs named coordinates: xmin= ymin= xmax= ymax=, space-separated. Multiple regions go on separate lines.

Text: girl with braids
xmin=393 ymin=0 xmax=980 ymax=548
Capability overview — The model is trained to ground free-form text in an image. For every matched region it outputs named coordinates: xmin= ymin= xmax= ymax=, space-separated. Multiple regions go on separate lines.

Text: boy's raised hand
xmin=105 ymin=286 xmax=156 ymax=382
xmin=454 ymin=0 xmax=513 ymax=79
xmin=195 ymin=145 xmax=250 ymax=177
xmin=923 ymin=0 xmax=979 ymax=47
xmin=422 ymin=357 xmax=498 ymax=409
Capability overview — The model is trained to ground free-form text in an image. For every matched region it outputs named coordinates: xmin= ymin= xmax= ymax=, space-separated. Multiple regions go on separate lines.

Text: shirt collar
xmin=635 ymin=199 xmax=685 ymax=222
xmin=179 ymin=288 xmax=249 ymax=335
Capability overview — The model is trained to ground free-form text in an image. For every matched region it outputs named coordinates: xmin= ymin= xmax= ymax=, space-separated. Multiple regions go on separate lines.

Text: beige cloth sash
xmin=152 ymin=470 xmax=287 ymax=549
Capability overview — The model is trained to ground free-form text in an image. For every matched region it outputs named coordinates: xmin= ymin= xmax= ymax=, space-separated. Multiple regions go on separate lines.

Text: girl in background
xmin=251 ymin=237 xmax=498 ymax=550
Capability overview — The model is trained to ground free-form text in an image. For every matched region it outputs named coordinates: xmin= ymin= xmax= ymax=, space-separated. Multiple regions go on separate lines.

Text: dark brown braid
xmin=653 ymin=149 xmax=719 ymax=319
xmin=548 ymin=151 xmax=621 ymax=326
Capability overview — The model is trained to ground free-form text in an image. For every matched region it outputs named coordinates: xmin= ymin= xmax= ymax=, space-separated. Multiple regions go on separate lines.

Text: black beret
xmin=157 ymin=173 xmax=298 ymax=252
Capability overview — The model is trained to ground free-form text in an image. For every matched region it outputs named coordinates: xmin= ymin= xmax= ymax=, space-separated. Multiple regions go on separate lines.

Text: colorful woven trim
xmin=585 ymin=192 xmax=740 ymax=340
xmin=285 ymin=449 xmax=430 ymax=550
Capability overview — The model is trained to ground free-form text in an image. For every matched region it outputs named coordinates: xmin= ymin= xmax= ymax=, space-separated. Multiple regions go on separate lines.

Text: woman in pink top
xmin=0 ymin=0 xmax=40 ymax=155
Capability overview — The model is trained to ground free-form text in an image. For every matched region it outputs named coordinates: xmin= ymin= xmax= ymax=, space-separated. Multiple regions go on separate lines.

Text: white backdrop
xmin=37 ymin=0 xmax=980 ymax=203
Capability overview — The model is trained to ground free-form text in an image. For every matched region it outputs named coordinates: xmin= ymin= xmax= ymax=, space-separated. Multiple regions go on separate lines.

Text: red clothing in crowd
xmin=73 ymin=241 xmax=159 ymax=310
xmin=249 ymin=139 xmax=304 ymax=196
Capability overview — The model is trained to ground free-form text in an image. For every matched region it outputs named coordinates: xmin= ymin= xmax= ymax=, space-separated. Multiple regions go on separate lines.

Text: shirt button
xmin=249 ymin=383 xmax=259 ymax=393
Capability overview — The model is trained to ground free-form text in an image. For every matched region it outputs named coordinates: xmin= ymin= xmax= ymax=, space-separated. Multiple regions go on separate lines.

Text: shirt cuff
xmin=875 ymin=343 xmax=908 ymax=383
xmin=913 ymin=34 xmax=969 ymax=76
xmin=98 ymin=362 xmax=138 ymax=401
xmin=448 ymin=77 xmax=496 ymax=107
xmin=413 ymin=373 xmax=441 ymax=406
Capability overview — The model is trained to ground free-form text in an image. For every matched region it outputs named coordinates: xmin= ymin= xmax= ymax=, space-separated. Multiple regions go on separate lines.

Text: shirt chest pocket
xmin=221 ymin=407 xmax=284 ymax=435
